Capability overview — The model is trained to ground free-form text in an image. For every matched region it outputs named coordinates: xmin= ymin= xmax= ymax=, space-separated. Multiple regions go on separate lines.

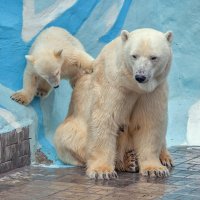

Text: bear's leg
xmin=160 ymin=144 xmax=174 ymax=168
xmin=137 ymin=144 xmax=169 ymax=177
xmin=76 ymin=50 xmax=94 ymax=74
xmin=36 ymin=79 xmax=52 ymax=98
xmin=132 ymin=127 xmax=169 ymax=177
xmin=54 ymin=116 xmax=87 ymax=166
xmin=86 ymin=109 xmax=118 ymax=179
xmin=130 ymin=83 xmax=170 ymax=177
xmin=11 ymin=68 xmax=38 ymax=105
xmin=115 ymin=132 xmax=139 ymax=172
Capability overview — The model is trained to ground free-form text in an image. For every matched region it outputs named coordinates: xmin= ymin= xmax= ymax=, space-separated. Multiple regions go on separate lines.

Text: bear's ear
xmin=121 ymin=30 xmax=129 ymax=42
xmin=25 ymin=55 xmax=34 ymax=63
xmin=165 ymin=31 xmax=173 ymax=44
xmin=54 ymin=49 xmax=63 ymax=58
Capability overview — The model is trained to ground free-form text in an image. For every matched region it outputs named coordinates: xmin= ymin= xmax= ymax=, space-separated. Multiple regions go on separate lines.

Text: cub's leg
xmin=130 ymin=83 xmax=170 ymax=177
xmin=54 ymin=116 xmax=87 ymax=166
xmin=11 ymin=67 xmax=38 ymax=105
xmin=75 ymin=50 xmax=94 ymax=74
xmin=36 ymin=79 xmax=52 ymax=98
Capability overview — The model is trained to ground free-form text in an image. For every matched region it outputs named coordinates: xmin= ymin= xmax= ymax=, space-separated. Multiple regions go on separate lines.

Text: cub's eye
xmin=150 ymin=56 xmax=158 ymax=61
xmin=132 ymin=55 xmax=138 ymax=59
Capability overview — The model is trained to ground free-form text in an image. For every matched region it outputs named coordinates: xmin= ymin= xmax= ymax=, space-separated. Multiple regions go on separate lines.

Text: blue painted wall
xmin=0 ymin=0 xmax=200 ymax=166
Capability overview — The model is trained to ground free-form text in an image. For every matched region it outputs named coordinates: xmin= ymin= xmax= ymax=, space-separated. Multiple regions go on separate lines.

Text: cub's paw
xmin=160 ymin=151 xmax=174 ymax=168
xmin=86 ymin=166 xmax=118 ymax=180
xmin=124 ymin=150 xmax=139 ymax=172
xmin=83 ymin=68 xmax=93 ymax=74
xmin=10 ymin=92 xmax=30 ymax=105
xmin=141 ymin=165 xmax=169 ymax=177
xmin=36 ymin=88 xmax=49 ymax=98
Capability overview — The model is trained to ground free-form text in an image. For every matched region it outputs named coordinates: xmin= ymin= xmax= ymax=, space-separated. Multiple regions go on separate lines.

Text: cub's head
xmin=121 ymin=28 xmax=173 ymax=92
xmin=25 ymin=49 xmax=64 ymax=88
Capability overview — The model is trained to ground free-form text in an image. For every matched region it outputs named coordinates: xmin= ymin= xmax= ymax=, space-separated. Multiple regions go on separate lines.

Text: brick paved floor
xmin=0 ymin=146 xmax=200 ymax=200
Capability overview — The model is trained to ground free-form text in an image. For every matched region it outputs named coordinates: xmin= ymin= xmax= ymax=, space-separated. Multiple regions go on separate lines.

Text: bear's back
xmin=30 ymin=26 xmax=84 ymax=54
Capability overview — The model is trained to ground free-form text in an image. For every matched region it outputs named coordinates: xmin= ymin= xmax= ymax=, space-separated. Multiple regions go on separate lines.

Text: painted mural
xmin=0 ymin=0 xmax=200 ymax=166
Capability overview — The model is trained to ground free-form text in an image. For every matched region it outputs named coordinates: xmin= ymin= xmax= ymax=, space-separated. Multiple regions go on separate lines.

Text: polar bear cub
xmin=54 ymin=28 xmax=173 ymax=179
xmin=11 ymin=26 xmax=94 ymax=105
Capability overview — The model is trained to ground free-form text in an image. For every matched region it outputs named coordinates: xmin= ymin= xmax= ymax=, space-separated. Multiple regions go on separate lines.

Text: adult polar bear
xmin=54 ymin=28 xmax=173 ymax=179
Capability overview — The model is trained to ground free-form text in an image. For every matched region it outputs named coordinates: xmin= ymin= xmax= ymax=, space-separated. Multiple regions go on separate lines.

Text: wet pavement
xmin=0 ymin=146 xmax=200 ymax=200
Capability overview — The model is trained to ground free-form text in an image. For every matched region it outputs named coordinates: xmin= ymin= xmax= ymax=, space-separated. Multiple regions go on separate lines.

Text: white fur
xmin=11 ymin=26 xmax=94 ymax=105
xmin=54 ymin=28 xmax=173 ymax=179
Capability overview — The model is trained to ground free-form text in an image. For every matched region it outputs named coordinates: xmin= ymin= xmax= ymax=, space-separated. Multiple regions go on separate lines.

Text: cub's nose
xmin=54 ymin=85 xmax=59 ymax=89
xmin=135 ymin=75 xmax=146 ymax=83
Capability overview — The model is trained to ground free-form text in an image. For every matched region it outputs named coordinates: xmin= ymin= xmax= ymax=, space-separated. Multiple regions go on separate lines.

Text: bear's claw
xmin=161 ymin=159 xmax=174 ymax=168
xmin=87 ymin=170 xmax=118 ymax=180
xmin=160 ymin=151 xmax=174 ymax=168
xmin=141 ymin=166 xmax=169 ymax=177
xmin=10 ymin=92 xmax=29 ymax=105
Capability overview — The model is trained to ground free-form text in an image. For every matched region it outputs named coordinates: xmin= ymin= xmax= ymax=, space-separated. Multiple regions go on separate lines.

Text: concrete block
xmin=0 ymin=126 xmax=31 ymax=174
xmin=18 ymin=140 xmax=30 ymax=157
xmin=5 ymin=130 xmax=18 ymax=146
xmin=0 ymin=161 xmax=12 ymax=174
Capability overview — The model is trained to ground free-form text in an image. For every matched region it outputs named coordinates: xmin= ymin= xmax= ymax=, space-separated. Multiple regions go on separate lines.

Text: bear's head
xmin=25 ymin=49 xmax=64 ymax=88
xmin=121 ymin=28 xmax=173 ymax=93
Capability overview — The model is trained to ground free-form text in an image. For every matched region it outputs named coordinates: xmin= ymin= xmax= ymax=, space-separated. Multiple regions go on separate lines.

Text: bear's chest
xmin=113 ymin=91 xmax=138 ymax=125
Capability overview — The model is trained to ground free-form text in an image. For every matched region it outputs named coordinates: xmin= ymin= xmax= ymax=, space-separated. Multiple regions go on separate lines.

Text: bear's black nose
xmin=135 ymin=75 xmax=146 ymax=83
xmin=54 ymin=85 xmax=59 ymax=89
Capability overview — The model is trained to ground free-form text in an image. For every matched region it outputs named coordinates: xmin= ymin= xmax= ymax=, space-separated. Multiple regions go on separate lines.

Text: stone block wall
xmin=0 ymin=127 xmax=30 ymax=174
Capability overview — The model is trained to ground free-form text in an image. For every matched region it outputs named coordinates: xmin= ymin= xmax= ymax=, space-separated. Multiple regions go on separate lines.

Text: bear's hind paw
xmin=160 ymin=152 xmax=174 ymax=168
xmin=123 ymin=150 xmax=139 ymax=172
xmin=141 ymin=165 xmax=169 ymax=177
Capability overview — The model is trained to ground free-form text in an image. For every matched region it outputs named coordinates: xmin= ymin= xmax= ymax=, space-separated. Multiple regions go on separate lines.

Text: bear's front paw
xmin=86 ymin=166 xmax=117 ymax=180
xmin=160 ymin=151 xmax=174 ymax=168
xmin=140 ymin=165 xmax=169 ymax=177
xmin=124 ymin=150 xmax=139 ymax=173
xmin=83 ymin=68 xmax=93 ymax=74
xmin=10 ymin=92 xmax=30 ymax=105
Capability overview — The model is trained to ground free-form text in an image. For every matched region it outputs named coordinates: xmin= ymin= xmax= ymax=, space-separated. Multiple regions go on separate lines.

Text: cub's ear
xmin=121 ymin=30 xmax=130 ymax=42
xmin=54 ymin=49 xmax=63 ymax=58
xmin=165 ymin=31 xmax=173 ymax=44
xmin=25 ymin=55 xmax=34 ymax=63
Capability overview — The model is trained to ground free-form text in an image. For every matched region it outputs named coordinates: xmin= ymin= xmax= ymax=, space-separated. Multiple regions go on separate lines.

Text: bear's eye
xmin=150 ymin=56 xmax=158 ymax=61
xmin=132 ymin=55 xmax=138 ymax=59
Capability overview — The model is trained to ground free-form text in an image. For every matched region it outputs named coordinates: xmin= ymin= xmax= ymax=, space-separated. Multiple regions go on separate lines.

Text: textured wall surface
xmin=0 ymin=0 xmax=200 ymax=166
xmin=0 ymin=127 xmax=30 ymax=173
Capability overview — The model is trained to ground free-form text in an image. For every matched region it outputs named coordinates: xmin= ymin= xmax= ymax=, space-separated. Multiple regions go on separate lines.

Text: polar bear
xmin=54 ymin=28 xmax=173 ymax=179
xmin=11 ymin=27 xmax=94 ymax=105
